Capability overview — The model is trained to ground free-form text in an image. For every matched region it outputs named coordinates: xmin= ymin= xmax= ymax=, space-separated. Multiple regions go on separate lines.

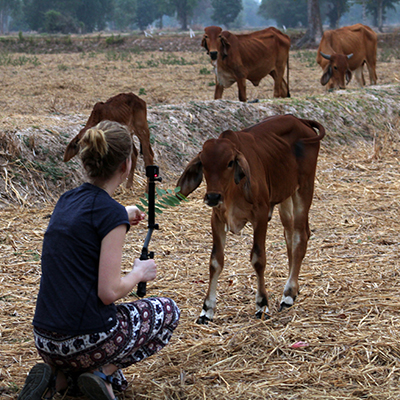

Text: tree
xmin=113 ymin=0 xmax=137 ymax=30
xmin=210 ymin=0 xmax=242 ymax=28
xmin=23 ymin=0 xmax=113 ymax=32
xmin=168 ymin=0 xmax=198 ymax=30
xmin=0 ymin=0 xmax=23 ymax=33
xmin=354 ymin=0 xmax=368 ymax=23
xmin=44 ymin=9 xmax=80 ymax=33
xmin=242 ymin=0 xmax=270 ymax=27
xmin=23 ymin=0 xmax=51 ymax=31
xmin=155 ymin=0 xmax=175 ymax=28
xmin=76 ymin=0 xmax=113 ymax=32
xmin=296 ymin=0 xmax=323 ymax=47
xmin=365 ymin=0 xmax=400 ymax=32
xmin=135 ymin=0 xmax=158 ymax=30
xmin=324 ymin=0 xmax=350 ymax=28
xmin=258 ymin=0 xmax=307 ymax=28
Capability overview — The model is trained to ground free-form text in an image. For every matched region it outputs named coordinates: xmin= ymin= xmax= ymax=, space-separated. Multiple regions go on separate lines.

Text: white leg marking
xmin=256 ymin=292 xmax=270 ymax=314
xmin=200 ymin=258 xmax=220 ymax=321
xmin=200 ymin=293 xmax=216 ymax=320
xmin=281 ymin=295 xmax=294 ymax=306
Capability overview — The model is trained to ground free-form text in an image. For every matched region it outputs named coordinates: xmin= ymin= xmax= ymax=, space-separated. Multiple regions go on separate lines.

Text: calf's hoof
xmin=255 ymin=310 xmax=270 ymax=320
xmin=196 ymin=315 xmax=212 ymax=325
xmin=279 ymin=301 xmax=293 ymax=312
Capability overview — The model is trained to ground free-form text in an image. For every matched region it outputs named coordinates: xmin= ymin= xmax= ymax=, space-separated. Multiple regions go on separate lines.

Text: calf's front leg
xmin=197 ymin=213 xmax=226 ymax=324
xmin=214 ymin=81 xmax=224 ymax=100
xmin=251 ymin=219 xmax=269 ymax=319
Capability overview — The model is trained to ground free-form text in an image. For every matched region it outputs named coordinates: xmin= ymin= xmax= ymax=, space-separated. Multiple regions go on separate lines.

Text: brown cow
xmin=177 ymin=114 xmax=325 ymax=324
xmin=201 ymin=26 xmax=290 ymax=102
xmin=64 ymin=92 xmax=154 ymax=188
xmin=316 ymin=24 xmax=378 ymax=90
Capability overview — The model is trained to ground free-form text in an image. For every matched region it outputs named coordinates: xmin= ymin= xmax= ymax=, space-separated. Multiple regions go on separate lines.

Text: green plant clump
xmin=136 ymin=187 xmax=187 ymax=215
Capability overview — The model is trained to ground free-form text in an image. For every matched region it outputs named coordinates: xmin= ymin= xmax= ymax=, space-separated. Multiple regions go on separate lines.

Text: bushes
xmin=44 ymin=10 xmax=80 ymax=34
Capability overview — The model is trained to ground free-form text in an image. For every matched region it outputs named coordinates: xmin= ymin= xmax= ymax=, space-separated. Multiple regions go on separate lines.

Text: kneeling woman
xmin=18 ymin=121 xmax=180 ymax=400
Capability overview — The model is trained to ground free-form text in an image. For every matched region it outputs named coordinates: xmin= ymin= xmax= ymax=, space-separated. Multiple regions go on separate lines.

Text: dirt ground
xmin=1 ymin=32 xmax=400 ymax=399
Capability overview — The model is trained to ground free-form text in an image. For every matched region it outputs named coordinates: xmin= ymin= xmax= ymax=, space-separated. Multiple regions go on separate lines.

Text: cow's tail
xmin=301 ymin=119 xmax=326 ymax=143
xmin=286 ymin=56 xmax=290 ymax=98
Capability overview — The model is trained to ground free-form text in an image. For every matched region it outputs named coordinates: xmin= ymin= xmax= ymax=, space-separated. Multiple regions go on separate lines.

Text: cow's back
xmin=221 ymin=115 xmax=323 ymax=203
xmin=93 ymin=93 xmax=147 ymax=129
xmin=319 ymin=24 xmax=377 ymax=62
xmin=234 ymin=28 xmax=290 ymax=68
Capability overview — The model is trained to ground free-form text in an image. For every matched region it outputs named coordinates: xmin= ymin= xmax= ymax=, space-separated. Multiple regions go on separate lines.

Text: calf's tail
xmin=300 ymin=119 xmax=326 ymax=143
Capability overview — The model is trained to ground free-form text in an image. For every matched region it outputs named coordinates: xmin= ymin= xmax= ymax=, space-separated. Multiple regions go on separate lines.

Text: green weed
xmin=105 ymin=34 xmax=125 ymax=46
xmin=146 ymin=59 xmax=159 ymax=67
xmin=105 ymin=51 xmax=132 ymax=62
xmin=0 ymin=53 xmax=40 ymax=67
xmin=32 ymin=160 xmax=65 ymax=183
xmin=200 ymin=67 xmax=211 ymax=75
xmin=159 ymin=54 xmax=191 ymax=66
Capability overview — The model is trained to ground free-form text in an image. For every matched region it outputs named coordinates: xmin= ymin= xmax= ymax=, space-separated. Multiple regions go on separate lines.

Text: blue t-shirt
xmin=33 ymin=183 xmax=130 ymax=335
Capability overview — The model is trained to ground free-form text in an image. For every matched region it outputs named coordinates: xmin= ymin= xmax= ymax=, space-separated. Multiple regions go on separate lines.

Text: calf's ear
xmin=201 ymin=35 xmax=209 ymax=52
xmin=177 ymin=154 xmax=203 ymax=197
xmin=63 ymin=135 xmax=80 ymax=162
xmin=234 ymin=152 xmax=253 ymax=203
xmin=345 ymin=69 xmax=352 ymax=84
xmin=220 ymin=36 xmax=230 ymax=59
xmin=321 ymin=65 xmax=332 ymax=86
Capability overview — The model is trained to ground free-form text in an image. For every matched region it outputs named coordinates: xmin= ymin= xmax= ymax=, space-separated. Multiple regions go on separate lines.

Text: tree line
xmin=0 ymin=0 xmax=399 ymax=35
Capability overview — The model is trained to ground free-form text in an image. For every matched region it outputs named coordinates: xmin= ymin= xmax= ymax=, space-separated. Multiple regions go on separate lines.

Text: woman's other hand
xmin=126 ymin=206 xmax=145 ymax=225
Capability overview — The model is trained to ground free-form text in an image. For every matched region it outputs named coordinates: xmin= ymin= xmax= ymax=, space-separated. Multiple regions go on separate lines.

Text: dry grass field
xmin=1 ymin=31 xmax=400 ymax=399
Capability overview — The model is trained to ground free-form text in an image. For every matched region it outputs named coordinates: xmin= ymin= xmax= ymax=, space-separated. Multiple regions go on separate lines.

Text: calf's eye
xmin=228 ymin=160 xmax=234 ymax=168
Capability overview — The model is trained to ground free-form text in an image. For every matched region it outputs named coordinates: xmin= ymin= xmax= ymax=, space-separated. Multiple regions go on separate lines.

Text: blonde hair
xmin=79 ymin=120 xmax=132 ymax=181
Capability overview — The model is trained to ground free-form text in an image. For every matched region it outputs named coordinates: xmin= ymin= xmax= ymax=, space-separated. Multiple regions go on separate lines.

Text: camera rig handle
xmin=137 ymin=165 xmax=162 ymax=298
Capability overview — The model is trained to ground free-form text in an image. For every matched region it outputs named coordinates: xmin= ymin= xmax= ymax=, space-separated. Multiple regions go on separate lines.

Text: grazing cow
xmin=201 ymin=26 xmax=290 ymax=102
xmin=316 ymin=23 xmax=378 ymax=90
xmin=63 ymin=92 xmax=154 ymax=188
xmin=177 ymin=115 xmax=325 ymax=324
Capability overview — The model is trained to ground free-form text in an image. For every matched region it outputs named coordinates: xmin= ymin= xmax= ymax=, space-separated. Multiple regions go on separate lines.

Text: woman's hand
xmin=99 ymin=225 xmax=156 ymax=305
xmin=132 ymin=258 xmax=157 ymax=282
xmin=126 ymin=206 xmax=145 ymax=225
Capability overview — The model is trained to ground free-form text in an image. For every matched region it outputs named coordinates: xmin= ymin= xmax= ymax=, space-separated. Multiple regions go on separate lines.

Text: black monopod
xmin=137 ymin=165 xmax=162 ymax=298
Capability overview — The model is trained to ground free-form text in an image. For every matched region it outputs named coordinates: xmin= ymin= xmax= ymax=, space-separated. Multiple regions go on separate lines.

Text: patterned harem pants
xmin=34 ymin=297 xmax=180 ymax=392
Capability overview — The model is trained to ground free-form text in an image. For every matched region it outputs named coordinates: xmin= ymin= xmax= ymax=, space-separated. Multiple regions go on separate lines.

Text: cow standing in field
xmin=177 ymin=115 xmax=325 ymax=324
xmin=316 ymin=23 xmax=378 ymax=90
xmin=63 ymin=92 xmax=154 ymax=188
xmin=201 ymin=26 xmax=290 ymax=102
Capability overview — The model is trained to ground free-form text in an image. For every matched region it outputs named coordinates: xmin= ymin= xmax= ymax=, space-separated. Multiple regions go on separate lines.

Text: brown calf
xmin=177 ymin=115 xmax=325 ymax=324
xmin=64 ymin=92 xmax=154 ymax=188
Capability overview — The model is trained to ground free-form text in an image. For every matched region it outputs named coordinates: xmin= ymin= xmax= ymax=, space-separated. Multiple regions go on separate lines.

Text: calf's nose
xmin=204 ymin=193 xmax=221 ymax=207
xmin=210 ymin=51 xmax=218 ymax=61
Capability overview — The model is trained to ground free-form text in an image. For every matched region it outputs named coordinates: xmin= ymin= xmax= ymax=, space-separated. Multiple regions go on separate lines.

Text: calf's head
xmin=177 ymin=137 xmax=252 ymax=206
xmin=63 ymin=127 xmax=87 ymax=162
xmin=202 ymin=26 xmax=230 ymax=61
xmin=320 ymin=52 xmax=353 ymax=89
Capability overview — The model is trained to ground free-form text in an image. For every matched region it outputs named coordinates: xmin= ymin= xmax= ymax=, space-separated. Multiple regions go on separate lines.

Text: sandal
xmin=18 ymin=363 xmax=53 ymax=400
xmin=78 ymin=370 xmax=118 ymax=400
